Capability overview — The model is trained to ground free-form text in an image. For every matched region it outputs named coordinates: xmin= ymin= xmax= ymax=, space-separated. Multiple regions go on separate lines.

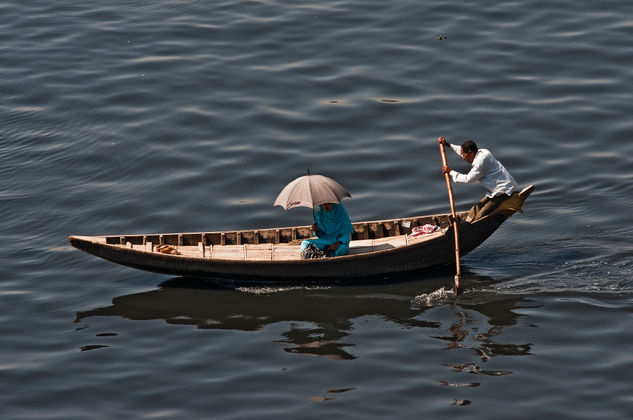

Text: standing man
xmin=438 ymin=136 xmax=518 ymax=221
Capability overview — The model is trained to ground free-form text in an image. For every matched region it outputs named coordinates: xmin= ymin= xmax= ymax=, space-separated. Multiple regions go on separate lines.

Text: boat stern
xmin=493 ymin=184 xmax=535 ymax=216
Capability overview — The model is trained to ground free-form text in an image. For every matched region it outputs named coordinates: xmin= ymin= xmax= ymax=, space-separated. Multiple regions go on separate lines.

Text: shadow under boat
xmin=76 ymin=272 xmax=533 ymax=361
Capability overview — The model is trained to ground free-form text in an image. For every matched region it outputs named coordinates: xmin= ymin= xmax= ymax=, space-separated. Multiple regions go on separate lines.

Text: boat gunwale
xmin=68 ymin=223 xmax=456 ymax=265
xmin=89 ymin=211 xmax=466 ymax=247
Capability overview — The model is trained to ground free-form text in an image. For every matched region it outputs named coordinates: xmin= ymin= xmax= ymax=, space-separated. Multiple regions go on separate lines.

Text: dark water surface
xmin=2 ymin=0 xmax=633 ymax=418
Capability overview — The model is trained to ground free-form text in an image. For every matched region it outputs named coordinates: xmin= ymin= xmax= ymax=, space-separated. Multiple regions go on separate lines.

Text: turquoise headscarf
xmin=314 ymin=203 xmax=353 ymax=245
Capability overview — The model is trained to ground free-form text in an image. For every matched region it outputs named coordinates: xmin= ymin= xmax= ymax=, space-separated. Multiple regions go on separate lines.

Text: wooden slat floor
xmin=122 ymin=229 xmax=446 ymax=261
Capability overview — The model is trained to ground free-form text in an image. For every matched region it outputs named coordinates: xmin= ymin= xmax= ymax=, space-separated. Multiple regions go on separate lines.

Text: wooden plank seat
xmin=348 ymin=236 xmax=408 ymax=254
xmin=347 ymin=239 xmax=375 ymax=255
xmin=373 ymin=235 xmax=407 ymax=250
xmin=245 ymin=244 xmax=273 ymax=261
xmin=171 ymin=245 xmax=198 ymax=258
xmin=272 ymin=244 xmax=301 ymax=261
xmin=205 ymin=244 xmax=303 ymax=261
xmin=209 ymin=245 xmax=245 ymax=260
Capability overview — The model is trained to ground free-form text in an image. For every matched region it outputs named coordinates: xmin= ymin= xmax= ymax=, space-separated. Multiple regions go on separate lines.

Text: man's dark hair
xmin=461 ymin=140 xmax=478 ymax=154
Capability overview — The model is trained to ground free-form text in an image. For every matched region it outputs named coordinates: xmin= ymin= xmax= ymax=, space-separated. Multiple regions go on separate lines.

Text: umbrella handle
xmin=308 ymin=168 xmax=315 ymax=222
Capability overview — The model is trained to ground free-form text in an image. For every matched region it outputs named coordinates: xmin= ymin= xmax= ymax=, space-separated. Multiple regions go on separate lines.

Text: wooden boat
xmin=69 ymin=185 xmax=534 ymax=281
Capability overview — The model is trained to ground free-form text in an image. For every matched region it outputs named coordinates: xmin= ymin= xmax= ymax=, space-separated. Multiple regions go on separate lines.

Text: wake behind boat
xmin=68 ymin=185 xmax=534 ymax=281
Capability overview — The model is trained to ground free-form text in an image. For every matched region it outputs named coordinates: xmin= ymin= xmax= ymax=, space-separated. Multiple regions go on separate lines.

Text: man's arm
xmin=449 ymin=144 xmax=462 ymax=156
xmin=451 ymin=163 xmax=483 ymax=184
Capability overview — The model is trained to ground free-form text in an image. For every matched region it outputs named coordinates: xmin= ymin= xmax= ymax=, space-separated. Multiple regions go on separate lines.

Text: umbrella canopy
xmin=274 ymin=174 xmax=351 ymax=210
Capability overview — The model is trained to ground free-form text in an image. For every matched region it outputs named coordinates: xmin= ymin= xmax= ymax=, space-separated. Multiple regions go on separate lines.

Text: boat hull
xmin=69 ymin=213 xmax=507 ymax=281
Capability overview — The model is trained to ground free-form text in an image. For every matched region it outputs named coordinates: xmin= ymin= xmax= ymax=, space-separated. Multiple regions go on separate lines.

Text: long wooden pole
xmin=438 ymin=140 xmax=460 ymax=293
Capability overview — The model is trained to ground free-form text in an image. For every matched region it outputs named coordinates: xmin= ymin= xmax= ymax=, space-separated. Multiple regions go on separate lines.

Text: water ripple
xmin=3 ymin=0 xmax=633 ymax=418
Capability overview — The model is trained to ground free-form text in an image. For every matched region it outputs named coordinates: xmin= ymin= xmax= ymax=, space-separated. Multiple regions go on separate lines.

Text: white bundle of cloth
xmin=408 ymin=224 xmax=440 ymax=238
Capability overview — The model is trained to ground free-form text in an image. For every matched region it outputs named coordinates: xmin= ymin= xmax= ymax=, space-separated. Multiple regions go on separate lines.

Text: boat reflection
xmin=76 ymin=275 xmax=532 ymax=361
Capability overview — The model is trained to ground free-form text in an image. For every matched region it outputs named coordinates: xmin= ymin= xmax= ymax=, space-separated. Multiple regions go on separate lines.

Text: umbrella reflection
xmin=277 ymin=322 xmax=354 ymax=361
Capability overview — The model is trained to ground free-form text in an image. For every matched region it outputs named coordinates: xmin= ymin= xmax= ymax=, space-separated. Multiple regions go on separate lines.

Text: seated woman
xmin=301 ymin=202 xmax=353 ymax=257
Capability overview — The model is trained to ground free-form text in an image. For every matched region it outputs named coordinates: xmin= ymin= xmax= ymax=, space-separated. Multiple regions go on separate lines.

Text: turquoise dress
xmin=301 ymin=203 xmax=353 ymax=257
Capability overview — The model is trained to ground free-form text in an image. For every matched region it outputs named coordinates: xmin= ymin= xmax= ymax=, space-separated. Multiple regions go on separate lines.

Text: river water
xmin=2 ymin=0 xmax=633 ymax=418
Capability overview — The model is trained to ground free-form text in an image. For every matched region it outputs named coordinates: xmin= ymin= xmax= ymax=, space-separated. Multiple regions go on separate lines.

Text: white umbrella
xmin=274 ymin=174 xmax=351 ymax=211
